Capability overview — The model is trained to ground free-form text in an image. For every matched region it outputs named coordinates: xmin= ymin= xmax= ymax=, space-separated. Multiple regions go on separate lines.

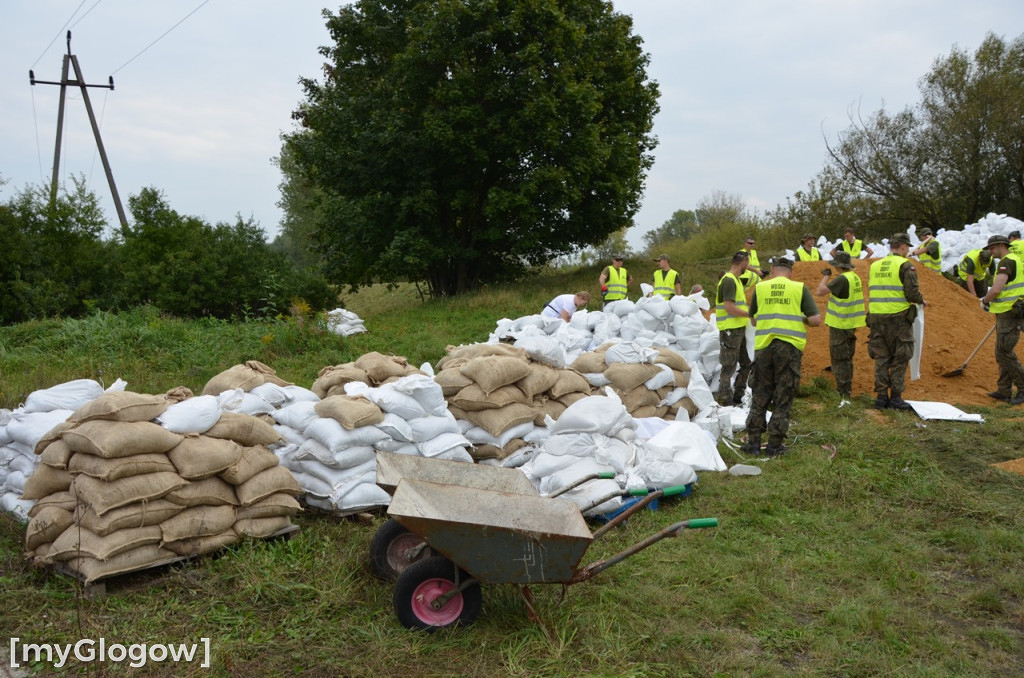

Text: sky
xmin=1 ymin=1 xmax=1022 ymax=249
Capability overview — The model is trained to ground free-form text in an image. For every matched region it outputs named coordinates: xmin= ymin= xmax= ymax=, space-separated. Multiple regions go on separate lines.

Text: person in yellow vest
xmin=795 ymin=233 xmax=821 ymax=261
xmin=956 ymin=247 xmax=995 ymax=298
xmin=814 ymin=251 xmax=865 ymax=407
xmin=911 ymin=227 xmax=942 ymax=272
xmin=715 ymin=251 xmax=753 ymax=406
xmin=744 ymin=257 xmax=822 ymax=456
xmin=598 ymin=254 xmax=632 ymax=307
xmin=830 ymin=228 xmax=874 ymax=259
xmin=980 ymin=234 xmax=1024 ymax=405
xmin=741 ymin=236 xmax=767 ymax=276
xmin=651 ymin=254 xmax=683 ymax=299
xmin=1008 ymin=230 xmax=1024 ymax=257
xmin=867 ymin=233 xmax=925 ymax=410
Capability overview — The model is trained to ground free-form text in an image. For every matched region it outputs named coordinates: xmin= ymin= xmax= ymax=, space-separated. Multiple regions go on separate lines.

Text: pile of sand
xmin=790 ymin=260 xmax=1002 ymax=408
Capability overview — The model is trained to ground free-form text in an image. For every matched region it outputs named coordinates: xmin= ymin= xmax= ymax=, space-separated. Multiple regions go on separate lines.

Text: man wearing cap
xmin=911 ymin=228 xmax=942 ymax=272
xmin=745 ymin=257 xmax=822 ymax=456
xmin=741 ymin=236 xmax=767 ymax=277
xmin=795 ymin=233 xmax=822 ymax=261
xmin=598 ymin=255 xmax=632 ymax=307
xmin=830 ymin=228 xmax=874 ymax=260
xmin=651 ymin=254 xmax=683 ymax=299
xmin=715 ymin=251 xmax=754 ymax=406
xmin=957 ymin=247 xmax=995 ymax=298
xmin=980 ymin=234 xmax=1024 ymax=404
xmin=867 ymin=233 xmax=925 ymax=410
xmin=1009 ymin=231 xmax=1024 ymax=258
xmin=815 ymin=251 xmax=866 ymax=406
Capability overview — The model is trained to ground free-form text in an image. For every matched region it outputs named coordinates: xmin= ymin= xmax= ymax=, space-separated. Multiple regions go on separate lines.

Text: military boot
xmin=744 ymin=435 xmax=761 ymax=456
xmin=888 ymin=391 xmax=913 ymax=410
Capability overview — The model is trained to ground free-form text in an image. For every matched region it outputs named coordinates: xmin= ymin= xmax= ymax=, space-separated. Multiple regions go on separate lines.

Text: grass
xmin=1 ymin=266 xmax=1023 ymax=676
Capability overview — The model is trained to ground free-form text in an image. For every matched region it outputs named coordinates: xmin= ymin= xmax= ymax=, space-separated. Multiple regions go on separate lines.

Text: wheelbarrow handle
xmin=628 ymin=484 xmax=690 ymax=498
xmin=685 ymin=517 xmax=719 ymax=529
xmin=546 ymin=471 xmax=617 ymax=499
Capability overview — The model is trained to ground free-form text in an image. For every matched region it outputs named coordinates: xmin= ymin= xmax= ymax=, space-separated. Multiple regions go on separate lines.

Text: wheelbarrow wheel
xmin=393 ymin=556 xmax=481 ymax=631
xmin=369 ymin=519 xmax=435 ymax=581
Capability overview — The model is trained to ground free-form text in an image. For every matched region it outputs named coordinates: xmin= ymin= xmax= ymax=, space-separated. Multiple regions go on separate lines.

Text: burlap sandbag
xmin=354 ymin=351 xmax=413 ymax=385
xmin=34 ymin=421 xmax=76 ymax=456
xmin=533 ymin=399 xmax=566 ymax=426
xmin=437 ymin=343 xmax=528 ymax=370
xmin=163 ymin=386 xmax=194 ymax=404
xmin=68 ymin=544 xmax=179 ymax=583
xmin=556 ymin=391 xmax=588 ymax=408
xmin=25 ymin=506 xmax=73 ymax=551
xmin=69 ymin=391 xmax=170 ymax=423
xmin=219 ymin=446 xmax=281 ymax=486
xmin=630 ymin=405 xmax=670 ymax=419
xmin=20 ymin=464 xmax=73 ymax=500
xmin=312 ymin=363 xmax=369 ymax=398
xmin=235 ymin=493 xmax=301 ymax=520
xmin=73 ymin=472 xmax=187 ymax=516
xmin=235 ymin=466 xmax=304 ymax=506
xmin=515 ymin=363 xmax=561 ymax=399
xmin=162 ymin=531 xmax=237 ymax=558
xmin=245 ymin=360 xmax=291 ymax=387
xmin=460 ymin=402 xmax=536 ymax=438
xmin=570 ymin=351 xmax=608 ymax=375
xmin=677 ymin=397 xmax=699 ymax=420
xmin=63 ymin=420 xmax=184 ymax=459
xmin=201 ymin=364 xmax=265 ymax=396
xmin=75 ymin=499 xmax=184 ymax=537
xmin=233 ymin=515 xmax=291 ymax=539
xmin=68 ymin=452 xmax=177 ymax=482
xmin=166 ymin=476 xmax=238 ymax=507
xmin=654 ymin=346 xmax=690 ymax=372
xmin=469 ymin=438 xmax=527 ymax=461
xmin=450 ymin=383 xmax=528 ymax=412
xmin=548 ymin=369 xmax=592 ymax=399
xmin=314 ymin=395 xmax=385 ymax=430
xmin=27 ymin=491 xmax=77 ymax=517
xmin=621 ymin=385 xmax=661 ymax=412
xmin=673 ymin=370 xmax=691 ymax=388
xmin=204 ymin=411 xmax=283 ymax=447
xmin=168 ymin=436 xmax=244 ymax=480
xmin=604 ymin=362 xmax=662 ymax=392
xmin=433 ymin=367 xmax=474 ymax=396
xmin=39 ymin=438 xmax=73 ymax=469
xmin=459 ymin=356 xmax=532 ymax=395
xmin=160 ymin=505 xmax=237 ymax=542
xmin=50 ymin=524 xmax=163 ymax=562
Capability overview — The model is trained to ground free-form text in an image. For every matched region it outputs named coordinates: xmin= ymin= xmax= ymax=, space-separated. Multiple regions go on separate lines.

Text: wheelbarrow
xmin=386 ymin=477 xmax=717 ymax=631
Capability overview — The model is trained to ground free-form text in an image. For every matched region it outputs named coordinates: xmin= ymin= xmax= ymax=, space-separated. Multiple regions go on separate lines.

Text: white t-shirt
xmin=542 ymin=294 xmax=577 ymax=319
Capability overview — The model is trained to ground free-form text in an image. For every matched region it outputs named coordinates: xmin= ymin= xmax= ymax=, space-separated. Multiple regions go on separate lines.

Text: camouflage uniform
xmin=717 ymin=328 xmax=751 ymax=405
xmin=829 ymin=327 xmax=857 ymax=398
xmin=746 ymin=340 xmax=803 ymax=449
xmin=867 ymin=260 xmax=923 ymax=403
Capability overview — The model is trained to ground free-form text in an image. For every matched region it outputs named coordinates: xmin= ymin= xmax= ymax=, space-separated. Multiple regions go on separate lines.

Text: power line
xmin=30 ymin=0 xmax=89 ymax=69
xmin=111 ymin=0 xmax=212 ymax=76
xmin=69 ymin=0 xmax=106 ymax=31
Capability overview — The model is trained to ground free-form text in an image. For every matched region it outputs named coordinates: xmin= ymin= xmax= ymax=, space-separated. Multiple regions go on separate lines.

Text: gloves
xmin=601 ymin=285 xmax=608 ymax=293
xmin=821 ymin=267 xmax=832 ymax=276
xmin=981 ymin=298 xmax=990 ymax=312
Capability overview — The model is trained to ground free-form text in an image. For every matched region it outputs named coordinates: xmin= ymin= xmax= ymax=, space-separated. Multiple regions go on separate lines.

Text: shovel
xmin=942 ymin=324 xmax=996 ymax=377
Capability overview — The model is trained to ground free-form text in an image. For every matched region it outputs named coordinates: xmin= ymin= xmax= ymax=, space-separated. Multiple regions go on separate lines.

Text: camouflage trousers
xmin=745 ymin=340 xmax=802 ymax=446
xmin=717 ymin=327 xmax=752 ymax=404
xmin=995 ymin=312 xmax=1024 ymax=395
xmin=867 ymin=311 xmax=914 ymax=398
xmin=828 ymin=326 xmax=858 ymax=398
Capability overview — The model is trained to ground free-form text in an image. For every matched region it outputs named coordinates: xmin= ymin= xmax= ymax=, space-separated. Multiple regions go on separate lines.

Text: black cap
xmin=771 ymin=256 xmax=794 ymax=269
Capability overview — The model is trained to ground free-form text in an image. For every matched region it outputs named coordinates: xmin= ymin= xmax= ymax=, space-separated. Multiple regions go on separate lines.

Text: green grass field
xmin=1 ymin=264 xmax=1022 ymax=677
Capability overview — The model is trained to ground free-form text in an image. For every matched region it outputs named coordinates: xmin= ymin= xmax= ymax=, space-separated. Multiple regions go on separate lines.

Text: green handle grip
xmin=685 ymin=518 xmax=719 ymax=529
xmin=660 ymin=485 xmax=691 ymax=497
xmin=597 ymin=472 xmax=616 ymax=479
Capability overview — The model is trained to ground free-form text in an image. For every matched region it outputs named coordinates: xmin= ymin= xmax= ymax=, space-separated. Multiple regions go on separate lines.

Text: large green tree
xmin=286 ymin=0 xmax=659 ymax=297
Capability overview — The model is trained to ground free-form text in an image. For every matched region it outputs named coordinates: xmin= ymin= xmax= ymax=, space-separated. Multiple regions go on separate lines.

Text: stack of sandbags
xmin=326 ymin=307 xmax=367 ymax=336
xmin=312 ymin=352 xmax=426 ymax=398
xmin=434 ymin=344 xmax=592 ymax=462
xmin=0 ymin=379 xmax=105 ymax=520
xmin=23 ymin=389 xmax=302 ymax=583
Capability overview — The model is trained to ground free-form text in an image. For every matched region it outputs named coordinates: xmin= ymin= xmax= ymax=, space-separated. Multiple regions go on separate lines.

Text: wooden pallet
xmin=296 ymin=497 xmax=380 ymax=524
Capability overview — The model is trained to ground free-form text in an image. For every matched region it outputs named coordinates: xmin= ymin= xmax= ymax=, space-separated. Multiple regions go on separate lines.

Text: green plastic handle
xmin=686 ymin=518 xmax=719 ymax=529
xmin=627 ymin=487 xmax=651 ymax=496
xmin=597 ymin=472 xmax=616 ymax=479
xmin=660 ymin=485 xmax=691 ymax=497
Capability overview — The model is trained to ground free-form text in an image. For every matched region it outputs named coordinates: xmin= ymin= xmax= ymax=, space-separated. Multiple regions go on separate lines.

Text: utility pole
xmin=30 ymin=31 xmax=128 ymax=230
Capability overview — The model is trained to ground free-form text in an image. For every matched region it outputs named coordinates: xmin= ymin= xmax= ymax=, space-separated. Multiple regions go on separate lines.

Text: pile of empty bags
xmin=22 ymin=379 xmax=303 ymax=584
xmin=269 ymin=352 xmax=475 ymax=514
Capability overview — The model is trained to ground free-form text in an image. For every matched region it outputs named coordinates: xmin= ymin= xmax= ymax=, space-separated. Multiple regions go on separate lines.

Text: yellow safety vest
xmin=604 ymin=266 xmax=628 ymax=301
xmin=958 ymin=249 xmax=993 ymax=283
xmin=991 ymin=253 xmax=1024 ymax=315
xmin=653 ymin=269 xmax=680 ymax=300
xmin=752 ymin=277 xmax=808 ymax=351
xmin=737 ymin=269 xmax=760 ymax=291
xmin=796 ymin=247 xmax=821 ymax=261
xmin=1010 ymin=240 xmax=1024 ymax=258
xmin=868 ymin=255 xmax=911 ymax=315
xmin=918 ymin=240 xmax=942 ymax=271
xmin=825 ymin=271 xmax=866 ymax=330
xmin=744 ymin=248 xmax=760 ymax=269
xmin=840 ymin=239 xmax=863 ymax=257
xmin=715 ymin=272 xmax=749 ymax=331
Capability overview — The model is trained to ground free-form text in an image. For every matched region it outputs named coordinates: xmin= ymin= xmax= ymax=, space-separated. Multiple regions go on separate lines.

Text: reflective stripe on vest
xmin=958 ymin=249 xmax=991 ymax=282
xmin=605 ymin=266 xmax=628 ymax=301
xmin=868 ymin=255 xmax=911 ymax=314
xmin=796 ymin=247 xmax=820 ymax=261
xmin=825 ymin=271 xmax=866 ymax=329
xmin=753 ymin=277 xmax=807 ymax=351
xmin=715 ymin=272 xmax=749 ymax=331
xmin=744 ymin=248 xmax=760 ymax=269
xmin=919 ymin=241 xmax=942 ymax=271
xmin=991 ymin=252 xmax=1024 ymax=314
xmin=841 ymin=239 xmax=863 ymax=257
xmin=653 ymin=269 xmax=679 ymax=299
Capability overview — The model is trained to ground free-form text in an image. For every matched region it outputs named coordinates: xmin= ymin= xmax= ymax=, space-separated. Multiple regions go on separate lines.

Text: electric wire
xmin=30 ymin=0 xmax=89 ymax=69
xmin=31 ymin=87 xmax=45 ymax=184
xmin=68 ymin=0 xmax=105 ymax=31
xmin=111 ymin=0 xmax=212 ymax=76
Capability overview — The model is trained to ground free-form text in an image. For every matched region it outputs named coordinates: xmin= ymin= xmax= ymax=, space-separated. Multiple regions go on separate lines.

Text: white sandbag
xmin=305 ymin=417 xmax=389 ymax=453
xmin=629 ymin=457 xmax=697 ymax=488
xmin=271 ymin=401 xmax=320 ymax=432
xmin=604 ymin=299 xmax=635 ymax=317
xmin=376 ymin=412 xmax=414 ymax=443
xmin=307 ymin=458 xmax=375 ymax=493
xmin=389 ymin=374 xmax=448 ymax=416
xmin=519 ymin=450 xmax=582 ymax=482
xmin=1 ymin=491 xmax=34 ymax=521
xmin=273 ymin=424 xmax=305 ymax=446
xmin=418 ymin=431 xmax=473 ymax=458
xmin=221 ymin=390 xmax=276 ymax=416
xmin=407 ymin=414 xmax=461 ymax=442
xmin=24 ymin=379 xmax=104 ymax=413
xmin=248 ymin=383 xmax=290 ymax=407
xmin=911 ymin=304 xmax=924 ymax=381
xmin=545 ymin=390 xmax=634 ymax=437
xmin=659 ymin=387 xmax=686 ymax=407
xmin=351 ymin=383 xmax=428 ymax=419
xmin=514 ymin=334 xmax=569 ymax=368
xmin=604 ymin=341 xmax=657 ymax=365
xmin=643 ymin=363 xmax=676 ymax=390
xmin=684 ymin=369 xmax=716 ymax=412
xmin=157 ymin=395 xmax=221 ymax=434
xmin=288 ymin=469 xmax=334 ymax=499
xmin=331 ymin=445 xmax=377 ymax=470
xmin=643 ymin=422 xmax=726 ymax=472
xmin=431 ymin=446 xmax=475 ymax=463
xmin=584 ymin=372 xmax=612 ymax=388
xmin=559 ymin=478 xmax=622 ymax=516
xmin=537 ymin=457 xmax=617 ymax=496
xmin=334 ymin=482 xmax=391 ymax=511
xmin=7 ymin=410 xmax=73 ymax=449
xmin=280 ymin=384 xmax=321 ymax=404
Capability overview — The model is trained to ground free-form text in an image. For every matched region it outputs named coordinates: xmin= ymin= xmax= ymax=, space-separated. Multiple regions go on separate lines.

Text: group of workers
xmin=541 ymin=226 xmax=1024 ymax=457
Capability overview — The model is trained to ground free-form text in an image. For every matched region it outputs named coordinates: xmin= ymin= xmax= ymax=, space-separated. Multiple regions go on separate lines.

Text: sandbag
xmin=20 ymin=464 xmax=73 ymax=500
xmin=460 ymin=402 xmax=536 ymax=438
xmin=235 ymin=466 xmax=304 ymax=506
xmin=24 ymin=379 xmax=104 ymax=414
xmin=72 ymin=472 xmax=187 ymax=516
xmin=165 ymin=476 xmax=239 ymax=507
xmin=235 ymin=493 xmax=301 ymax=520
xmin=162 ymin=531 xmax=236 ymax=558
xmin=160 ymin=505 xmax=237 ymax=542
xmin=39 ymin=438 xmax=73 ymax=469
xmin=433 ymin=367 xmax=474 ymax=396
xmin=64 ymin=544 xmax=178 ymax=582
xmin=27 ymin=490 xmax=77 ymax=517
xmin=204 ymin=411 xmax=283 ymax=447
xmin=50 ymin=524 xmax=163 ymax=562
xmin=354 ymin=351 xmax=414 ymax=385
xmin=25 ymin=506 xmax=73 ymax=551
xmin=312 ymin=363 xmax=368 ymax=398
xmin=201 ymin=364 xmax=265 ymax=396
xmin=168 ymin=437 xmax=244 ymax=480
xmin=63 ymin=420 xmax=184 ymax=459
xmin=218 ymin=446 xmax=280 ymax=485
xmin=314 ymin=395 xmax=385 ymax=430
xmin=156 ymin=395 xmax=221 ymax=434
xmin=69 ymin=391 xmax=169 ymax=423
xmin=233 ymin=515 xmax=291 ymax=538
xmin=75 ymin=499 xmax=184 ymax=537
xmin=548 ymin=369 xmax=591 ymax=399
xmin=459 ymin=356 xmax=532 ymax=395
xmin=515 ymin=363 xmax=561 ymax=399
xmin=68 ymin=451 xmax=177 ymax=482
xmin=604 ymin=362 xmax=662 ymax=392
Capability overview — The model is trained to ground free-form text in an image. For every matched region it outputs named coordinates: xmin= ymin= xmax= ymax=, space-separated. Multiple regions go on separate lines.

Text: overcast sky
xmin=1 ymin=1 xmax=1021 ymax=248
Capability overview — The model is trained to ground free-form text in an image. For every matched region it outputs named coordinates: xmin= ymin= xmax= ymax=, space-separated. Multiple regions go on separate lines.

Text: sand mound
xmin=790 ymin=259 xmax=1001 ymax=407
